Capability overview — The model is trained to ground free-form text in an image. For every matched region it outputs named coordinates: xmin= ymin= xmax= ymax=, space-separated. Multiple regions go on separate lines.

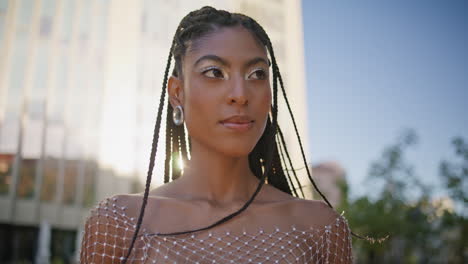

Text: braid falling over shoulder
xmin=122 ymin=6 xmax=381 ymax=263
xmin=122 ymin=41 xmax=174 ymax=264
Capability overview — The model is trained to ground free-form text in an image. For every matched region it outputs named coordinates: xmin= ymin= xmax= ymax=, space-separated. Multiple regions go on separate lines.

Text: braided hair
xmin=122 ymin=6 xmax=368 ymax=263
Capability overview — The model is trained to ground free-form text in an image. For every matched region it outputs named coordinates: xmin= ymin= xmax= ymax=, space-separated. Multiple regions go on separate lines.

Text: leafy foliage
xmin=337 ymin=129 xmax=467 ymax=263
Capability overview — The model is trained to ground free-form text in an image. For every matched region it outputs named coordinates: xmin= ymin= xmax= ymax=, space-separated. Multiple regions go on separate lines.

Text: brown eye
xmin=203 ymin=67 xmax=225 ymax=79
xmin=248 ymin=69 xmax=267 ymax=80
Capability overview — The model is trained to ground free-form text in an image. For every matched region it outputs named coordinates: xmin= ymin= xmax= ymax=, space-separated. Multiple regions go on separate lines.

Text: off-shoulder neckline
xmin=91 ymin=196 xmax=349 ymax=237
xmin=142 ymin=213 xmax=348 ymax=237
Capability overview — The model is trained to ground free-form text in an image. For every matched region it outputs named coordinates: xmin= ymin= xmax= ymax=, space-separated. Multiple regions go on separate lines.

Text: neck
xmin=178 ymin=140 xmax=259 ymax=206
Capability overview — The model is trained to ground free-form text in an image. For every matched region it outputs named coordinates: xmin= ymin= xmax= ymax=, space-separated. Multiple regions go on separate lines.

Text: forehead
xmin=184 ymin=25 xmax=268 ymax=65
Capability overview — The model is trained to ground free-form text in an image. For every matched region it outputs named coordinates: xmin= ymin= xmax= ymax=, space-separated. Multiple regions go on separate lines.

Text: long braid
xmin=272 ymin=37 xmax=373 ymax=241
xmin=276 ymin=134 xmax=299 ymax=197
xmin=157 ymin=127 xmax=277 ymax=236
xmin=156 ymin=27 xmax=281 ymax=236
xmin=122 ymin=42 xmax=174 ymax=263
xmin=257 ymin=23 xmax=332 ymax=205
xmin=275 ymin=67 xmax=334 ymax=208
xmin=277 ymin=126 xmax=305 ymax=197
xmin=124 ymin=7 xmax=373 ymax=259
xmin=151 ymin=10 xmax=282 ymax=236
xmin=171 ymin=121 xmax=181 ymax=180
xmin=268 ymin=138 xmax=293 ymax=194
xmin=248 ymin=130 xmax=266 ymax=180
xmin=179 ymin=126 xmax=188 ymax=164
xmin=164 ymin=101 xmax=172 ymax=183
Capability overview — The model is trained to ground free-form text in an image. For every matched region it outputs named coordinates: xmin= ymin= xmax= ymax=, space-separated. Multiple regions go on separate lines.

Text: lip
xmin=219 ymin=115 xmax=254 ymax=132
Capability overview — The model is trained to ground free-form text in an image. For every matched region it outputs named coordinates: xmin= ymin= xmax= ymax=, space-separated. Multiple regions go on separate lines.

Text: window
xmin=0 ymin=153 xmax=14 ymax=195
xmin=17 ymin=158 xmax=37 ymax=198
xmin=62 ymin=159 xmax=78 ymax=205
xmin=82 ymin=160 xmax=96 ymax=207
xmin=40 ymin=157 xmax=59 ymax=201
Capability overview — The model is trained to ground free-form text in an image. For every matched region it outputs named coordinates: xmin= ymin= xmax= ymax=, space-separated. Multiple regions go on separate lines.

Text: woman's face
xmin=168 ymin=25 xmax=272 ymax=157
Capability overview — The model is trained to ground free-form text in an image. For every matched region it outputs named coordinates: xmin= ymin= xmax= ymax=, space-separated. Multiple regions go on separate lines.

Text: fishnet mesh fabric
xmin=80 ymin=197 xmax=353 ymax=263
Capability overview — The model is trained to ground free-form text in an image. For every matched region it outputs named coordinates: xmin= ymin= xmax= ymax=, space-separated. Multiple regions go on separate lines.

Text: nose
xmin=227 ymin=77 xmax=248 ymax=106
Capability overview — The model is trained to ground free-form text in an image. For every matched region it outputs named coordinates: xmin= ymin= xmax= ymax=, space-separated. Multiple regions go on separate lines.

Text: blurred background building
xmin=311 ymin=161 xmax=346 ymax=207
xmin=0 ymin=0 xmax=309 ymax=263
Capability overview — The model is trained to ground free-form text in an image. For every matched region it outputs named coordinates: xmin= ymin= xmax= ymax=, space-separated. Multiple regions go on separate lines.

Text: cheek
xmin=259 ymin=88 xmax=272 ymax=113
xmin=265 ymin=90 xmax=272 ymax=107
xmin=182 ymin=83 xmax=218 ymax=131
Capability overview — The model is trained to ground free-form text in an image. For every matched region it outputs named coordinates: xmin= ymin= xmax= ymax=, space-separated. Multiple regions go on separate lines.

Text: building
xmin=0 ymin=0 xmax=308 ymax=263
xmin=310 ymin=161 xmax=347 ymax=207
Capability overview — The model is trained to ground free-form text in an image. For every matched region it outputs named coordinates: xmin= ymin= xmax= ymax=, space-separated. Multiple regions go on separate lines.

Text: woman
xmin=80 ymin=6 xmax=353 ymax=263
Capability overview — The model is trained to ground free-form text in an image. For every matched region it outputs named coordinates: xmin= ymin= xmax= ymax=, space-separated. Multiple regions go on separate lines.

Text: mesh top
xmin=80 ymin=197 xmax=353 ymax=263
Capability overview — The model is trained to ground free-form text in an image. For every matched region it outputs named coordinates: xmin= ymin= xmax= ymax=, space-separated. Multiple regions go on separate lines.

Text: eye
xmin=202 ymin=67 xmax=226 ymax=79
xmin=248 ymin=69 xmax=267 ymax=80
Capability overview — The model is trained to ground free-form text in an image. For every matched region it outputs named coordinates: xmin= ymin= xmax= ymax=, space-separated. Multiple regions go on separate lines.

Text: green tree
xmin=340 ymin=129 xmax=441 ymax=263
xmin=439 ymin=137 xmax=468 ymax=263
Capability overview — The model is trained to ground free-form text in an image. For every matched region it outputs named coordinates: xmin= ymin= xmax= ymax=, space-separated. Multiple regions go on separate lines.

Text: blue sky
xmin=302 ymin=0 xmax=467 ymax=198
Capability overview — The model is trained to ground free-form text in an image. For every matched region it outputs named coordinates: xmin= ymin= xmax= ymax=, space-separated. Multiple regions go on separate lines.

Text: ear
xmin=167 ymin=76 xmax=184 ymax=108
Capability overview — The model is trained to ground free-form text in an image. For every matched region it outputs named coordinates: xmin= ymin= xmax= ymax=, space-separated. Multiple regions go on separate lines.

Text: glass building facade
xmin=0 ymin=0 xmax=308 ymax=263
xmin=0 ymin=0 xmax=137 ymax=263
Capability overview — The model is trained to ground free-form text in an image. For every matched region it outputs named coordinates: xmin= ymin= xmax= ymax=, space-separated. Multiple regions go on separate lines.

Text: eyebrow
xmin=246 ymin=57 xmax=271 ymax=68
xmin=193 ymin=54 xmax=270 ymax=68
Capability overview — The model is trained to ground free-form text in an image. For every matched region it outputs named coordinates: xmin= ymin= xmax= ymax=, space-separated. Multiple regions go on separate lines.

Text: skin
xmin=82 ymin=25 xmax=351 ymax=264
xmin=112 ymin=26 xmax=344 ymax=233
xmin=114 ymin=26 xmax=341 ymax=234
xmin=165 ymin=24 xmax=273 ymax=207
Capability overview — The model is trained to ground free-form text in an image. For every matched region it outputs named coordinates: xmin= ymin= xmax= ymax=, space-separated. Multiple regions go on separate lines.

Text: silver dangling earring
xmin=173 ymin=105 xmax=184 ymax=126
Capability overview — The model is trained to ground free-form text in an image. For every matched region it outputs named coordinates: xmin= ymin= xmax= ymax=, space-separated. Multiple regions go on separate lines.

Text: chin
xmin=216 ymin=143 xmax=255 ymax=158
xmin=188 ymin=127 xmax=263 ymax=158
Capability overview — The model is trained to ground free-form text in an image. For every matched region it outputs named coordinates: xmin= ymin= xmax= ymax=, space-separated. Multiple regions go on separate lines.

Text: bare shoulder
xmin=287 ymin=198 xmax=353 ymax=262
xmin=287 ymin=198 xmax=344 ymax=228
xmin=254 ymin=184 xmax=345 ymax=229
xmin=256 ymin=183 xmax=298 ymax=203
xmin=103 ymin=180 xmax=182 ymax=209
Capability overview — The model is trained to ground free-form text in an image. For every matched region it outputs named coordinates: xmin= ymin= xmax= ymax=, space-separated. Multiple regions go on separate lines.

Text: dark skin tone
xmin=164 ymin=24 xmax=273 ymax=207
xmin=82 ymin=25 xmax=351 ymax=264
xmin=116 ymin=26 xmax=341 ymax=234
